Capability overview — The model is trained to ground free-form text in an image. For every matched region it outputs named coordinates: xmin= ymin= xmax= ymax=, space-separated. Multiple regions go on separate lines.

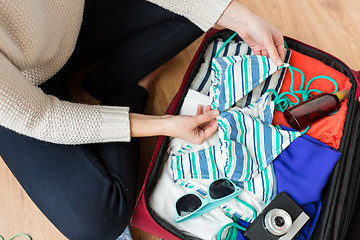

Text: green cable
xmin=217 ymin=222 xmax=246 ymax=240
xmin=219 ymin=200 xmax=257 ymax=240
xmin=234 ymin=197 xmax=257 ymax=220
xmin=275 ymin=41 xmax=339 ymax=113
xmin=284 ymin=41 xmax=289 ymax=50
xmin=225 ymin=222 xmax=237 ymax=240
xmin=10 ymin=234 xmax=31 ymax=240
xmin=300 ymin=126 xmax=311 ymax=135
xmin=269 ymin=66 xmax=338 ymax=109
xmin=214 ymin=32 xmax=238 ymax=58
xmin=0 ymin=234 xmax=31 ymax=240
xmin=269 ymin=65 xmax=339 ymax=134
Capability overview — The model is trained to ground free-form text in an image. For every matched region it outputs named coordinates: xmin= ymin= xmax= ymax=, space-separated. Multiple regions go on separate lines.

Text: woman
xmin=0 ymin=0 xmax=285 ymax=239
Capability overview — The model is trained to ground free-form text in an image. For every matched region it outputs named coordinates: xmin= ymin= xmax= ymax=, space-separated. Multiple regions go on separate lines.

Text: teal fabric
xmin=210 ymin=55 xmax=288 ymax=111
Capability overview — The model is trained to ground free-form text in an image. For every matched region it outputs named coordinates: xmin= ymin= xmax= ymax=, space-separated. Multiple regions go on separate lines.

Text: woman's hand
xmin=129 ymin=105 xmax=219 ymax=145
xmin=216 ymin=1 xmax=285 ymax=66
xmin=163 ymin=105 xmax=219 ymax=144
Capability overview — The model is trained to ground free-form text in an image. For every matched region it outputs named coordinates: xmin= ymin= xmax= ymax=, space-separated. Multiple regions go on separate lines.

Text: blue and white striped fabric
xmin=242 ymin=163 xmax=277 ymax=205
xmin=190 ymin=39 xmax=291 ymax=111
xmin=171 ymin=93 xmax=293 ymax=204
xmin=217 ymin=92 xmax=301 ymax=183
xmin=171 ymin=144 xmax=221 ymax=180
xmin=170 ymin=41 xmax=300 ymax=205
xmin=210 ymin=55 xmax=289 ymax=112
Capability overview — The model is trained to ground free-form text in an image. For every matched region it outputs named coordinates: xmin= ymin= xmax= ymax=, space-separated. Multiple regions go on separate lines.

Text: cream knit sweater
xmin=0 ymin=0 xmax=231 ymax=145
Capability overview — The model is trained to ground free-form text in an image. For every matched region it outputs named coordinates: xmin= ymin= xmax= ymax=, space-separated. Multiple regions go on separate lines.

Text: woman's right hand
xmin=161 ymin=105 xmax=219 ymax=145
xmin=129 ymin=105 xmax=219 ymax=145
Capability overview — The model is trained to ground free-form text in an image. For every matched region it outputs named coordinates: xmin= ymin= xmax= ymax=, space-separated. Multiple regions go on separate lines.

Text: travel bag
xmin=131 ymin=28 xmax=360 ymax=240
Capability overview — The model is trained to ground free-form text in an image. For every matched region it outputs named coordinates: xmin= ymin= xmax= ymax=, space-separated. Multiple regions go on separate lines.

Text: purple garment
xmin=234 ymin=127 xmax=340 ymax=239
xmin=274 ymin=126 xmax=341 ymax=206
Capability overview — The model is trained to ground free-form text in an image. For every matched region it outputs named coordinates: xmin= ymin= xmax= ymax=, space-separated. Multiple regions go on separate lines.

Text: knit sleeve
xmin=146 ymin=0 xmax=232 ymax=31
xmin=0 ymin=53 xmax=131 ymax=145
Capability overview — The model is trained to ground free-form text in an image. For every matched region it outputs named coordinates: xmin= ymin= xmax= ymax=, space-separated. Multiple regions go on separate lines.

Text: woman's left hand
xmin=129 ymin=105 xmax=219 ymax=145
xmin=216 ymin=1 xmax=285 ymax=66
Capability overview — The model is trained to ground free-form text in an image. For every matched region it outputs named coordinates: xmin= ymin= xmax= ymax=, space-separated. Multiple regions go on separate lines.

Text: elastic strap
xmin=217 ymin=221 xmax=246 ymax=240
xmin=0 ymin=234 xmax=31 ymax=240
xmin=214 ymin=32 xmax=238 ymax=58
xmin=234 ymin=197 xmax=257 ymax=220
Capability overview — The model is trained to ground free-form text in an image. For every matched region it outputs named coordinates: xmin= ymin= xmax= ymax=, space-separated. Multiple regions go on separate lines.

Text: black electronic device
xmin=244 ymin=192 xmax=309 ymax=240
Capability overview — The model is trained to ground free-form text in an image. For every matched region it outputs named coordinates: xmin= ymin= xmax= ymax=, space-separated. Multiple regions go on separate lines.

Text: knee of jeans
xmin=61 ymin=194 xmax=134 ymax=240
xmin=63 ymin=209 xmax=131 ymax=240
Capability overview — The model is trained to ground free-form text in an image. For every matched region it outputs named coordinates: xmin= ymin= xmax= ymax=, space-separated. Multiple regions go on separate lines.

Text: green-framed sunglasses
xmin=175 ymin=178 xmax=241 ymax=222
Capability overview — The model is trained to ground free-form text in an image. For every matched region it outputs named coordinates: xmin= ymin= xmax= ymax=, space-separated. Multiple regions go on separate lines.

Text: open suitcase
xmin=131 ymin=28 xmax=360 ymax=240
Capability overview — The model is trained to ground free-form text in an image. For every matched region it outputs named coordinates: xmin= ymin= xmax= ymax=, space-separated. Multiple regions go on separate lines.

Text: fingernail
xmin=277 ymin=59 xmax=283 ymax=66
xmin=213 ymin=109 xmax=220 ymax=116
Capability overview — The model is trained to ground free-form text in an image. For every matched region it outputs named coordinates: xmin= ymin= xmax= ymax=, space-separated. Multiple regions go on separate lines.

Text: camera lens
xmin=264 ymin=209 xmax=292 ymax=236
xmin=275 ymin=216 xmax=285 ymax=227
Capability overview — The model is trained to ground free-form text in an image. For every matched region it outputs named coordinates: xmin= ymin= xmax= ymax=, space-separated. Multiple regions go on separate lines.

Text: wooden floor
xmin=1 ymin=0 xmax=360 ymax=239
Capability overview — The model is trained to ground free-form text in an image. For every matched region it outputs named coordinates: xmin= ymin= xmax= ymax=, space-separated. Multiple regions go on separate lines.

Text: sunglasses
xmin=175 ymin=178 xmax=241 ymax=222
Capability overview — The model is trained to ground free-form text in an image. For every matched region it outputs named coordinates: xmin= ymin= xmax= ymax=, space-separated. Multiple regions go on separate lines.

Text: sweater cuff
xmin=191 ymin=0 xmax=232 ymax=31
xmin=100 ymin=106 xmax=131 ymax=142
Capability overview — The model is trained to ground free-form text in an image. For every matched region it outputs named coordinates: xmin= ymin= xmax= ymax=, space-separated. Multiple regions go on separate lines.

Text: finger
xmin=276 ymin=40 xmax=285 ymax=63
xmin=260 ymin=48 xmax=269 ymax=58
xmin=205 ymin=105 xmax=211 ymax=112
xmin=273 ymin=34 xmax=286 ymax=62
xmin=200 ymin=119 xmax=219 ymax=142
xmin=194 ymin=109 xmax=219 ymax=125
xmin=252 ymin=48 xmax=262 ymax=56
xmin=196 ymin=105 xmax=204 ymax=116
xmin=244 ymin=36 xmax=262 ymax=56
xmin=198 ymin=105 xmax=215 ymax=129
xmin=264 ymin=38 xmax=283 ymax=66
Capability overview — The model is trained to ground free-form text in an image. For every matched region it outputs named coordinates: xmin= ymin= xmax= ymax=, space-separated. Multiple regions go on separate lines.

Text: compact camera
xmin=244 ymin=192 xmax=309 ymax=240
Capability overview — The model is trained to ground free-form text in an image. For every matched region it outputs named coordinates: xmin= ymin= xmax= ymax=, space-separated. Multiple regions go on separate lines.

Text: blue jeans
xmin=0 ymin=0 xmax=203 ymax=239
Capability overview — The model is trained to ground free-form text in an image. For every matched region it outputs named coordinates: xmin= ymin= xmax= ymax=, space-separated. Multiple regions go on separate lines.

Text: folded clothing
xmin=274 ymin=126 xmax=341 ymax=205
xmin=272 ymin=50 xmax=351 ymax=149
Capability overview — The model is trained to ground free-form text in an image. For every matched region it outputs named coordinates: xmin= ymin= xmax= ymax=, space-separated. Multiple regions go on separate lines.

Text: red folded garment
xmin=272 ymin=50 xmax=352 ymax=149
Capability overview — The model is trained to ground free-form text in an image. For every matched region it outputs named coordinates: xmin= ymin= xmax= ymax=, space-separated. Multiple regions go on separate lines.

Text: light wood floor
xmin=1 ymin=0 xmax=360 ymax=239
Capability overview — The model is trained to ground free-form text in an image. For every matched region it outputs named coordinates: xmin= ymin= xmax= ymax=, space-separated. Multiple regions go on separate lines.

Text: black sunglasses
xmin=175 ymin=178 xmax=241 ymax=222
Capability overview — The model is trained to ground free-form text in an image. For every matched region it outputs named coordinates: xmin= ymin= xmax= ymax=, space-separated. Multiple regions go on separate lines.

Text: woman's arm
xmin=130 ymin=106 xmax=219 ymax=145
xmin=146 ymin=0 xmax=232 ymax=32
xmin=0 ymin=53 xmax=131 ymax=145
